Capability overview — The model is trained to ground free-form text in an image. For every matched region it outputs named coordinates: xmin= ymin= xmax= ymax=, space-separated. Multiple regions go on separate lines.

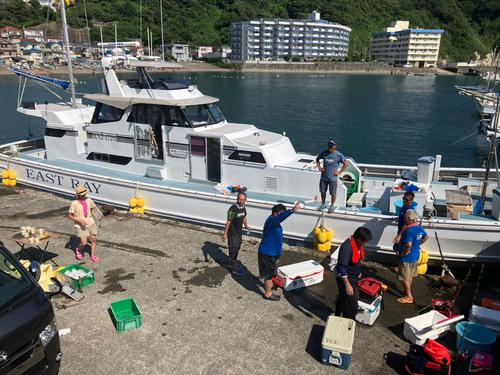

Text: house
xmin=0 ymin=39 xmax=17 ymax=57
xmin=46 ymin=36 xmax=63 ymax=44
xmin=195 ymin=46 xmax=213 ymax=59
xmin=24 ymin=28 xmax=44 ymax=43
xmin=164 ymin=43 xmax=190 ymax=62
xmin=1 ymin=27 xmax=22 ymax=40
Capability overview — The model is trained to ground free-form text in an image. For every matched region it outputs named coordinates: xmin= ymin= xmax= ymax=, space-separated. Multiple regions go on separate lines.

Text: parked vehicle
xmin=404 ymin=63 xmax=413 ymax=68
xmin=0 ymin=244 xmax=63 ymax=374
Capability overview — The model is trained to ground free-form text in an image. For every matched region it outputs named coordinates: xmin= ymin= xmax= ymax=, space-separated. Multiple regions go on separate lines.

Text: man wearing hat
xmin=316 ymin=139 xmax=348 ymax=213
xmin=68 ymin=186 xmax=102 ymax=262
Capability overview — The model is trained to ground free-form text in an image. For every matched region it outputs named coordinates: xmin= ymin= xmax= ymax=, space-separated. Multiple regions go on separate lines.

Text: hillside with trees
xmin=0 ymin=0 xmax=499 ymax=62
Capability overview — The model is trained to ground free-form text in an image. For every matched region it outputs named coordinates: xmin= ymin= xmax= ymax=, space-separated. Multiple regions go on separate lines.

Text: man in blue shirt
xmin=315 ymin=139 xmax=348 ymax=213
xmin=392 ymin=191 xmax=415 ymax=273
xmin=395 ymin=210 xmax=429 ymax=303
xmin=258 ymin=201 xmax=301 ymax=301
xmin=334 ymin=227 xmax=373 ymax=319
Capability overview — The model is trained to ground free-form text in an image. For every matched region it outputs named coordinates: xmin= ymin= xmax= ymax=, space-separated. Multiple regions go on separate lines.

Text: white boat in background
xmin=482 ymin=72 xmax=500 ymax=82
xmin=2 ymin=41 xmax=500 ymax=267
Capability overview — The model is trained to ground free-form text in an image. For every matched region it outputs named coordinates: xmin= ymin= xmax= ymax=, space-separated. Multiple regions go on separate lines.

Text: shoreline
xmin=0 ymin=62 xmax=459 ymax=76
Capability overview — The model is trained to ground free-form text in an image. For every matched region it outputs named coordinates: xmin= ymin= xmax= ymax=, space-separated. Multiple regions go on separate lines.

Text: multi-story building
xmin=370 ymin=21 xmax=443 ymax=67
xmin=24 ymin=28 xmax=44 ymax=43
xmin=165 ymin=44 xmax=190 ymax=62
xmin=1 ymin=27 xmax=22 ymax=40
xmin=195 ymin=46 xmax=213 ymax=59
xmin=231 ymin=11 xmax=350 ymax=62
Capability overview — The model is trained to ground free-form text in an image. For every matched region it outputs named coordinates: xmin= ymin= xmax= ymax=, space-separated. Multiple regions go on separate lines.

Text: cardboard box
xmin=321 ymin=316 xmax=355 ymax=370
xmin=274 ymin=260 xmax=323 ymax=291
xmin=446 ymin=204 xmax=472 ymax=219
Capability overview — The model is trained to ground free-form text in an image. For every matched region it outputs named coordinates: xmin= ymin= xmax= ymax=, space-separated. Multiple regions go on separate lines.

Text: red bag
xmin=424 ymin=339 xmax=451 ymax=365
xmin=358 ymin=278 xmax=384 ymax=296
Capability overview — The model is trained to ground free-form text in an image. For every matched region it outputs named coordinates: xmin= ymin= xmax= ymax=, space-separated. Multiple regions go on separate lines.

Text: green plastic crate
xmin=58 ymin=264 xmax=95 ymax=289
xmin=110 ymin=298 xmax=142 ymax=333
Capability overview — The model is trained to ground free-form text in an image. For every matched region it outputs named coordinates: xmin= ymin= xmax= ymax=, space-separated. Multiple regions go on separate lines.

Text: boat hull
xmin=2 ymin=154 xmax=499 ymax=266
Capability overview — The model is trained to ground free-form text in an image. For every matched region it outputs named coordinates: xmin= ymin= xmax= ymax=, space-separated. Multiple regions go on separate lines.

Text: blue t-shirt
xmin=258 ymin=210 xmax=293 ymax=256
xmin=398 ymin=204 xmax=415 ymax=233
xmin=317 ymin=150 xmax=346 ymax=182
xmin=399 ymin=225 xmax=427 ymax=263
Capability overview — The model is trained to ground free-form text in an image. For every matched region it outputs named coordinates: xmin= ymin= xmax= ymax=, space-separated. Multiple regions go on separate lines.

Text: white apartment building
xmin=24 ymin=28 xmax=44 ymax=43
xmin=370 ymin=21 xmax=443 ymax=67
xmin=231 ymin=11 xmax=350 ymax=61
xmin=195 ymin=46 xmax=213 ymax=59
xmin=165 ymin=43 xmax=190 ymax=62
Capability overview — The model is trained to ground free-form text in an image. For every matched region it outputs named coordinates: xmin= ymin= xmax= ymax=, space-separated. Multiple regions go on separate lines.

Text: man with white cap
xmin=316 ymin=139 xmax=348 ymax=213
xmin=68 ymin=186 xmax=102 ymax=262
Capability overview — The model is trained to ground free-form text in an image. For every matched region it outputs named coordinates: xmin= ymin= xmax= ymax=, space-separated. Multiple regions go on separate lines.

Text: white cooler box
xmin=404 ymin=310 xmax=463 ymax=345
xmin=356 ymin=295 xmax=382 ymax=325
xmin=321 ymin=316 xmax=356 ymax=370
xmin=274 ymin=260 xmax=324 ymax=291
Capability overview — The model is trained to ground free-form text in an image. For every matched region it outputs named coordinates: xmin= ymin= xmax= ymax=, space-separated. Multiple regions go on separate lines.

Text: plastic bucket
xmin=394 ymin=200 xmax=418 ymax=216
xmin=456 ymin=322 xmax=497 ymax=359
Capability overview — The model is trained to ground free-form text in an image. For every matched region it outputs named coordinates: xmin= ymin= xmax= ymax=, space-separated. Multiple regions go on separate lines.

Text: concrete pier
xmin=0 ymin=185 xmax=498 ymax=374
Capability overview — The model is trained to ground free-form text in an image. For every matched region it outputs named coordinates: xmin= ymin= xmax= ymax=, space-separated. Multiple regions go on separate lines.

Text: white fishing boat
xmin=2 ymin=5 xmax=500 ymax=268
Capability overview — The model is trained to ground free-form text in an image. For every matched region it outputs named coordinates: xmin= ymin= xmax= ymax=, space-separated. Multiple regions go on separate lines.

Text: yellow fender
xmin=314 ymin=227 xmax=322 ymax=236
xmin=8 ymin=170 xmax=16 ymax=180
xmin=9 ymin=179 xmax=16 ymax=187
xmin=316 ymin=230 xmax=327 ymax=244
xmin=137 ymin=207 xmax=145 ymax=214
xmin=129 ymin=207 xmax=138 ymax=213
xmin=1 ymin=170 xmax=9 ymax=179
xmin=418 ymin=263 xmax=427 ymax=275
xmin=418 ymin=250 xmax=429 ymax=265
xmin=136 ymin=197 xmax=145 ymax=207
xmin=325 ymin=229 xmax=333 ymax=242
xmin=2 ymin=178 xmax=9 ymax=185
xmin=129 ymin=197 xmax=138 ymax=207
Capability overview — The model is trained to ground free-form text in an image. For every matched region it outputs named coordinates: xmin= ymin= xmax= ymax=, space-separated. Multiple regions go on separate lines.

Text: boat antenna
xmin=160 ymin=0 xmax=165 ymax=61
xmin=60 ymin=0 xmax=77 ymax=108
xmin=140 ymin=0 xmax=142 ymax=48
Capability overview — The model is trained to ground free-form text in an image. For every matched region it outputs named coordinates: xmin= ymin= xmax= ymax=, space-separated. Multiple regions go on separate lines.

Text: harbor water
xmin=0 ymin=72 xmax=490 ymax=168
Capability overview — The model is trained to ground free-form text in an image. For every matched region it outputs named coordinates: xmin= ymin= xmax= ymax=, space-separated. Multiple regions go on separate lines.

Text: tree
xmin=284 ymin=53 xmax=291 ymax=62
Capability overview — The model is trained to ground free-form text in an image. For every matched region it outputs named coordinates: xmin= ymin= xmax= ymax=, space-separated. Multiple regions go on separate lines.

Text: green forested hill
xmin=1 ymin=0 xmax=499 ymax=61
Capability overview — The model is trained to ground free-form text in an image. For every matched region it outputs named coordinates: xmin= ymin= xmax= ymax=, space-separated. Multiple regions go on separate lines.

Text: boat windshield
xmin=184 ymin=103 xmax=225 ymax=128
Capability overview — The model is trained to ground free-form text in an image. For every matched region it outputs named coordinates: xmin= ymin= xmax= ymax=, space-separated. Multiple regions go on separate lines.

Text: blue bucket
xmin=455 ymin=322 xmax=497 ymax=359
xmin=394 ymin=200 xmax=418 ymax=216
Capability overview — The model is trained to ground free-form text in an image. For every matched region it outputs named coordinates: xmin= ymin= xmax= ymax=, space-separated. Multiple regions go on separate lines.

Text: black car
xmin=0 ymin=243 xmax=63 ymax=374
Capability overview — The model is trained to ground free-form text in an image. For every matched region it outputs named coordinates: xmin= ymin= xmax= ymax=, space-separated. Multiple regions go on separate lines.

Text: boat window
xmin=228 ymin=150 xmax=266 ymax=164
xmin=127 ymin=104 xmax=150 ymax=124
xmin=184 ymin=104 xmax=224 ymax=128
xmin=86 ymin=152 xmax=132 ymax=165
xmin=91 ymin=102 xmax=124 ymax=124
xmin=190 ymin=137 xmax=206 ymax=156
xmin=45 ymin=128 xmax=66 ymax=138
xmin=165 ymin=106 xmax=190 ymax=127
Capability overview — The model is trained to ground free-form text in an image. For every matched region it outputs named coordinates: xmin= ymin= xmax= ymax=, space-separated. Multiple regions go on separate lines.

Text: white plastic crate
xmin=404 ymin=310 xmax=462 ymax=345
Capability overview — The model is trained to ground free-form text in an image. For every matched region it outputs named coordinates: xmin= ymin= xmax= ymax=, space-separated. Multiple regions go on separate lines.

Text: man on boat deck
xmin=395 ymin=210 xmax=428 ymax=304
xmin=68 ymin=186 xmax=102 ymax=262
xmin=334 ymin=227 xmax=373 ymax=319
xmin=316 ymin=139 xmax=348 ymax=213
xmin=392 ymin=191 xmax=415 ymax=272
xmin=222 ymin=192 xmax=252 ymax=276
xmin=258 ymin=201 xmax=301 ymax=301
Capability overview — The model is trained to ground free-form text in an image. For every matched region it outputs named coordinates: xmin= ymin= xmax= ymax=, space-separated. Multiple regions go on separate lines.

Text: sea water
xmin=0 ymin=71 xmax=489 ymax=168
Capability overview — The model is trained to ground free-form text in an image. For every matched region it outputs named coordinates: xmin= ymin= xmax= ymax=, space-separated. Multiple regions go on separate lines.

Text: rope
xmin=440 ymin=129 xmax=481 ymax=150
xmin=429 ymin=215 xmax=455 ymax=278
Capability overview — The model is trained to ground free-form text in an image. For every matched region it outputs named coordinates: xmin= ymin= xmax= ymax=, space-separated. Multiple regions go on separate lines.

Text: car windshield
xmin=184 ymin=103 xmax=225 ymax=128
xmin=0 ymin=249 xmax=35 ymax=311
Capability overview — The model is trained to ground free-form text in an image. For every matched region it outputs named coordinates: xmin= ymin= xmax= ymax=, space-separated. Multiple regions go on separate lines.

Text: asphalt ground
xmin=0 ymin=185 xmax=498 ymax=375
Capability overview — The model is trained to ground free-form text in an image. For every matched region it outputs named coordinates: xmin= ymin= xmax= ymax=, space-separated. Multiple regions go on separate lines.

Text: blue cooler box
xmin=321 ymin=316 xmax=356 ymax=369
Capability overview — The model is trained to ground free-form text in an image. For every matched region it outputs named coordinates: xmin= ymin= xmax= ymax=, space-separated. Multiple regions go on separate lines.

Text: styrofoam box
xmin=356 ymin=295 xmax=382 ymax=326
xmin=404 ymin=310 xmax=449 ymax=345
xmin=321 ymin=316 xmax=356 ymax=370
xmin=365 ymin=186 xmax=391 ymax=212
xmin=471 ymin=305 xmax=500 ymax=337
xmin=276 ymin=260 xmax=324 ymax=291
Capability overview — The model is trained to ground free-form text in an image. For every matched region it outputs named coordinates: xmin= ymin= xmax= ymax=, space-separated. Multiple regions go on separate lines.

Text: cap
xmin=328 ymin=139 xmax=337 ymax=147
xmin=75 ymin=186 xmax=89 ymax=196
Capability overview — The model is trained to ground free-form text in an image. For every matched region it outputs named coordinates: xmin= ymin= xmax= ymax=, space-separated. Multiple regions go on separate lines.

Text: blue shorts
xmin=319 ymin=179 xmax=338 ymax=195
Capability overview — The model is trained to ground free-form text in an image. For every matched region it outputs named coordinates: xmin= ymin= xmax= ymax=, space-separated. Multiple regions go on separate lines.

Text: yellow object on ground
xmin=8 ymin=170 xmax=16 ymax=180
xmin=1 ymin=170 xmax=9 ymax=179
xmin=136 ymin=197 xmax=144 ymax=207
xmin=129 ymin=197 xmax=138 ymax=207
xmin=130 ymin=207 xmax=138 ymax=213
xmin=9 ymin=179 xmax=16 ymax=186
xmin=2 ymin=178 xmax=9 ymax=185
xmin=137 ymin=207 xmax=145 ymax=214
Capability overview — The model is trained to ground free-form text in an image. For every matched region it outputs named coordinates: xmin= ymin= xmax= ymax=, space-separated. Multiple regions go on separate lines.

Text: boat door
xmin=189 ymin=136 xmax=221 ymax=182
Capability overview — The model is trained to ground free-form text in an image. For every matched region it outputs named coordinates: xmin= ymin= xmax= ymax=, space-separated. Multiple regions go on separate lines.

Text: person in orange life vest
xmin=68 ymin=186 xmax=102 ymax=262
xmin=334 ymin=227 xmax=373 ymax=319
xmin=395 ymin=210 xmax=429 ymax=304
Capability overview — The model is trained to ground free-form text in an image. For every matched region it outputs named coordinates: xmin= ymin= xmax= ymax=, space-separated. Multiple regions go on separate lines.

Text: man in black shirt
xmin=222 ymin=193 xmax=252 ymax=275
xmin=334 ymin=227 xmax=373 ymax=319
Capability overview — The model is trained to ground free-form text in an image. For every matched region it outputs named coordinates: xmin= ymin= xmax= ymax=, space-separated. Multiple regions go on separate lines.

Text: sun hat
xmin=75 ymin=186 xmax=89 ymax=197
xmin=328 ymin=139 xmax=337 ymax=147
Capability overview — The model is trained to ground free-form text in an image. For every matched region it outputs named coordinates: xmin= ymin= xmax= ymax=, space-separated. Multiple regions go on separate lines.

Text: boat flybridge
xmin=2 ymin=54 xmax=500 ymax=266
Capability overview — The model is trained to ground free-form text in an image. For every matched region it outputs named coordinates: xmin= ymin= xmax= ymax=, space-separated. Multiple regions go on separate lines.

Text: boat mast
xmin=160 ymin=0 xmax=165 ymax=61
xmin=60 ymin=0 xmax=77 ymax=108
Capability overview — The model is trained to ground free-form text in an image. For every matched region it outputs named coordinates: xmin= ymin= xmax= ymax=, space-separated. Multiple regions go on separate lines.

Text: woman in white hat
xmin=68 ymin=186 xmax=102 ymax=262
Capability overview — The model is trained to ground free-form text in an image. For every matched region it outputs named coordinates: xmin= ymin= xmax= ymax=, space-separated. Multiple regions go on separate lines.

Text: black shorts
xmin=319 ymin=179 xmax=338 ymax=196
xmin=228 ymin=234 xmax=242 ymax=260
xmin=258 ymin=253 xmax=279 ymax=280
